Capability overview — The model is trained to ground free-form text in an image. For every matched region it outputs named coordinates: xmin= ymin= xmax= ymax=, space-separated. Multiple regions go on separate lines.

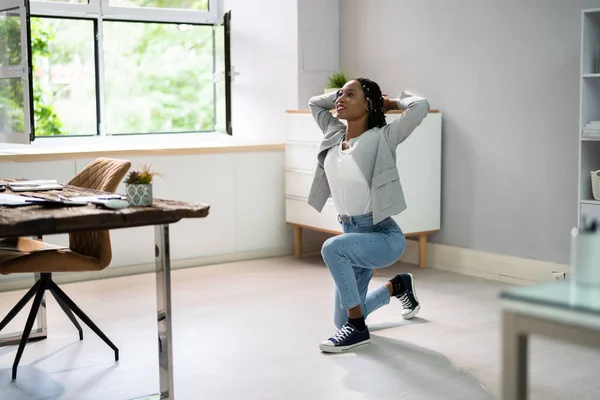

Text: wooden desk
xmin=0 ymin=183 xmax=210 ymax=400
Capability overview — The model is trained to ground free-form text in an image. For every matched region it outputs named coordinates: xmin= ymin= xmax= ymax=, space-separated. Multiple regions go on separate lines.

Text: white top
xmin=323 ymin=139 xmax=372 ymax=217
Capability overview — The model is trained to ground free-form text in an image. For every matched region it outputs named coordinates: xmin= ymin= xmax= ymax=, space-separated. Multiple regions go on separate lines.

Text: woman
xmin=307 ymin=77 xmax=430 ymax=353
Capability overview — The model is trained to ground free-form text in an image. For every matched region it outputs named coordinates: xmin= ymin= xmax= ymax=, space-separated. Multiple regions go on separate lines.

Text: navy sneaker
xmin=398 ymin=273 xmax=420 ymax=319
xmin=319 ymin=322 xmax=371 ymax=353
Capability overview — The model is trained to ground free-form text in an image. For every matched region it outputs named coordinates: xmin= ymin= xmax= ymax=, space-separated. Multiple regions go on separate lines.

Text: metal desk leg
xmin=502 ymin=310 xmax=528 ymax=400
xmin=155 ymin=224 xmax=174 ymax=399
xmin=34 ymin=272 xmax=48 ymax=336
xmin=0 ymin=273 xmax=48 ymax=347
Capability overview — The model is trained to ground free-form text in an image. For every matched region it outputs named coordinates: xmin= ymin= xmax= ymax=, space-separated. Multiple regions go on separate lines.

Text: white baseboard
xmin=0 ymin=239 xmax=570 ymax=293
xmin=0 ymin=246 xmax=293 ymax=293
xmin=292 ymin=237 xmax=570 ymax=285
xmin=295 ymin=237 xmax=570 ymax=285
xmin=401 ymin=239 xmax=570 ymax=284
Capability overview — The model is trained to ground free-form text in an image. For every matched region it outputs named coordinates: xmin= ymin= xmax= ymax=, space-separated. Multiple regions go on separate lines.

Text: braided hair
xmin=356 ymin=77 xmax=387 ymax=129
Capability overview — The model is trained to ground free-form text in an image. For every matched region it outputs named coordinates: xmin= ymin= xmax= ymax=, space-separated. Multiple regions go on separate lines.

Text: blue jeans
xmin=321 ymin=213 xmax=406 ymax=329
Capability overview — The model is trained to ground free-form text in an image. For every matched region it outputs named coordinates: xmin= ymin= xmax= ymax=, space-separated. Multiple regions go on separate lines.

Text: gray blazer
xmin=307 ymin=90 xmax=430 ymax=224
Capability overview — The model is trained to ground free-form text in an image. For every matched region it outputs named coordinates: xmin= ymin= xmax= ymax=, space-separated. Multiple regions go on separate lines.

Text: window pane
xmin=0 ymin=77 xmax=25 ymax=133
xmin=31 ymin=18 xmax=96 ymax=136
xmin=103 ymin=22 xmax=214 ymax=135
xmin=109 ymin=0 xmax=208 ymax=11
xmin=0 ymin=8 xmax=21 ymax=67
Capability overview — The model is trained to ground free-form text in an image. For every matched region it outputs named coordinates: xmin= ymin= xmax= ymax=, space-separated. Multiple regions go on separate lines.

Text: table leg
xmin=294 ymin=226 xmax=302 ymax=259
xmin=35 ymin=272 xmax=48 ymax=336
xmin=502 ymin=310 xmax=528 ymax=400
xmin=0 ymin=273 xmax=47 ymax=347
xmin=155 ymin=224 xmax=174 ymax=399
xmin=418 ymin=233 xmax=427 ymax=269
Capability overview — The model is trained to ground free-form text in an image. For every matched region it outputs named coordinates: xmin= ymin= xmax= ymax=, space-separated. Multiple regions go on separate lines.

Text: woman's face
xmin=335 ymin=80 xmax=368 ymax=121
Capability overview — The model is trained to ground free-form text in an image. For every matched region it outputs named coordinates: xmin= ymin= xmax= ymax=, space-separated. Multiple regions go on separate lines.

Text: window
xmin=0 ymin=0 xmax=34 ymax=144
xmin=31 ymin=17 xmax=97 ymax=136
xmin=2 ymin=0 xmax=232 ymax=144
xmin=103 ymin=21 xmax=214 ymax=135
xmin=213 ymin=10 xmax=231 ymax=135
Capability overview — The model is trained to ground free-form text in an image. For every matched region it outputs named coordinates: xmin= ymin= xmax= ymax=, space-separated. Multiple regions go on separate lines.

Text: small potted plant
xmin=325 ymin=71 xmax=350 ymax=94
xmin=124 ymin=163 xmax=162 ymax=206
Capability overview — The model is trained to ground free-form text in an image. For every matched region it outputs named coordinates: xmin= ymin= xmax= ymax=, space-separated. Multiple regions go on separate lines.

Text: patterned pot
xmin=126 ymin=183 xmax=153 ymax=206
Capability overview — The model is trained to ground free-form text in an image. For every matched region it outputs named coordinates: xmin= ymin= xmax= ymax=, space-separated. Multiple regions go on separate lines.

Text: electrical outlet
xmin=552 ymin=272 xmax=567 ymax=281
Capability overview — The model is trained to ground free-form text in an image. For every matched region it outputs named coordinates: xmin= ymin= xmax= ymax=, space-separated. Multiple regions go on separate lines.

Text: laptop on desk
xmin=3 ymin=180 xmax=64 ymax=192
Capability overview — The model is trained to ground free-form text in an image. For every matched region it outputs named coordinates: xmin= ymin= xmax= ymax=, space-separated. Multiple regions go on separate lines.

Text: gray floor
xmin=0 ymin=255 xmax=599 ymax=400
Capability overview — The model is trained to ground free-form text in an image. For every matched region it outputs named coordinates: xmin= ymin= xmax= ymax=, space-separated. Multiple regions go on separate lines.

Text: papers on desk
xmin=0 ymin=193 xmax=39 ymax=206
xmin=67 ymin=194 xmax=126 ymax=202
xmin=66 ymin=194 xmax=129 ymax=209
xmin=7 ymin=180 xmax=63 ymax=192
xmin=0 ymin=193 xmax=89 ymax=207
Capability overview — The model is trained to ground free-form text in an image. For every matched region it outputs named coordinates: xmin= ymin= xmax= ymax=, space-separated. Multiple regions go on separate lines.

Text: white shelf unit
xmin=284 ymin=109 xmax=442 ymax=268
xmin=581 ymin=199 xmax=600 ymax=205
xmin=579 ymin=9 xmax=600 ymax=224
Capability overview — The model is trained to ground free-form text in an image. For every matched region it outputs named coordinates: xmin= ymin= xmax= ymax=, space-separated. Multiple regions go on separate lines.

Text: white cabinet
xmin=284 ymin=110 xmax=442 ymax=268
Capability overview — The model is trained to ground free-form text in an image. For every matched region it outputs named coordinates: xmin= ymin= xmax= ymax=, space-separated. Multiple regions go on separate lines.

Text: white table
xmin=500 ymin=281 xmax=600 ymax=400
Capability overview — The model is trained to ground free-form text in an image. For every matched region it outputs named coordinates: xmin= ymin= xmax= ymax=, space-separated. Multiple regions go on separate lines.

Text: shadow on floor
xmin=0 ymin=366 xmax=65 ymax=400
xmin=367 ymin=317 xmax=429 ymax=332
xmin=0 ymin=340 xmax=119 ymax=400
xmin=329 ymin=335 xmax=496 ymax=400
xmin=0 ymin=347 xmax=14 ymax=357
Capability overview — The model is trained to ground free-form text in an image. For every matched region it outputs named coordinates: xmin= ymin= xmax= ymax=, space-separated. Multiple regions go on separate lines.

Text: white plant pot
xmin=324 ymin=87 xmax=339 ymax=94
xmin=126 ymin=183 xmax=153 ymax=206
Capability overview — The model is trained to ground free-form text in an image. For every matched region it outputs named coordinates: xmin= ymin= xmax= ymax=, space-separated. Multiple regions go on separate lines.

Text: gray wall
xmin=340 ymin=0 xmax=600 ymax=264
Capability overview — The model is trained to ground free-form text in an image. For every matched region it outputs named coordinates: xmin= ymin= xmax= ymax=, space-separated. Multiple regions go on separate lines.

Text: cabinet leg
xmin=294 ymin=226 xmax=302 ymax=259
xmin=419 ymin=234 xmax=427 ymax=269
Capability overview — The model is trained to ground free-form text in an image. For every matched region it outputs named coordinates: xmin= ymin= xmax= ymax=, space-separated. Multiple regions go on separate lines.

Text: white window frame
xmin=29 ymin=1 xmax=101 ymax=19
xmin=25 ymin=0 xmax=221 ymax=139
xmin=0 ymin=0 xmax=34 ymax=144
xmin=30 ymin=0 xmax=219 ymax=23
xmin=101 ymin=0 xmax=218 ymax=24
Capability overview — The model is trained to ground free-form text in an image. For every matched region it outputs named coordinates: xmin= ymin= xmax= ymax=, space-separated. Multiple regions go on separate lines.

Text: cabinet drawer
xmin=286 ymin=197 xmax=342 ymax=234
xmin=285 ymin=170 xmax=314 ymax=198
xmin=285 ymin=142 xmax=319 ymax=171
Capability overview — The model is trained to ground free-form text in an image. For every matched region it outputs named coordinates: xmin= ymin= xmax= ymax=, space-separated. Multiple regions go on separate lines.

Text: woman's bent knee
xmin=321 ymin=235 xmax=342 ymax=262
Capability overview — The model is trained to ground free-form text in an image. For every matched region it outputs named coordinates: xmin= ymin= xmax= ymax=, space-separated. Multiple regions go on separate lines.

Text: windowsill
xmin=0 ymin=132 xmax=285 ymax=161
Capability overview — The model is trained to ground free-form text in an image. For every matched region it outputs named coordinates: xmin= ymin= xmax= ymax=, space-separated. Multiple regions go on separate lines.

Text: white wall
xmin=222 ymin=0 xmax=298 ymax=143
xmin=340 ymin=0 xmax=600 ymax=265
xmin=297 ymin=0 xmax=339 ymax=108
xmin=0 ymin=150 xmax=291 ymax=288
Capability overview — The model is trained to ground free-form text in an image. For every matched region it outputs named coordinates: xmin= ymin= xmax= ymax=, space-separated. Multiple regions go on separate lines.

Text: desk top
xmin=0 ymin=184 xmax=210 ymax=238
xmin=501 ymin=281 xmax=600 ymax=316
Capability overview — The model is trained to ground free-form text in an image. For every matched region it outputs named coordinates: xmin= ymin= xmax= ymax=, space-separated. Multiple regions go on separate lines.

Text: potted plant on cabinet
xmin=325 ymin=71 xmax=350 ymax=94
xmin=124 ymin=163 xmax=162 ymax=206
